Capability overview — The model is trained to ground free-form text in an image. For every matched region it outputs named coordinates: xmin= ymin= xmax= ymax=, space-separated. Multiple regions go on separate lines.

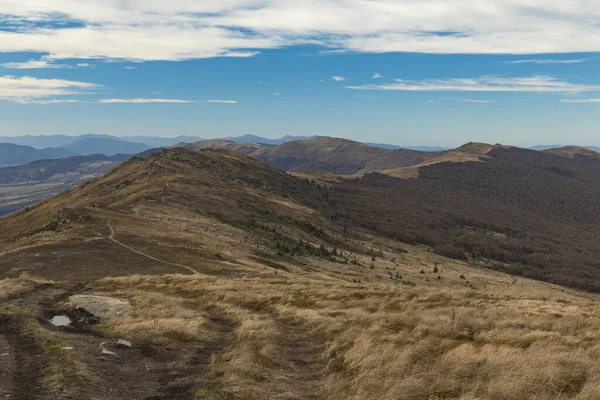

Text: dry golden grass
xmin=92 ymin=272 xmax=600 ymax=400
xmin=0 ymin=273 xmax=53 ymax=300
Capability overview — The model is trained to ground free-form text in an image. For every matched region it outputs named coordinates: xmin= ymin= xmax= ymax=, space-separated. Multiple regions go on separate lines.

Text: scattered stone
xmin=116 ymin=339 xmax=133 ymax=348
xmin=101 ymin=349 xmax=116 ymax=356
xmin=62 ymin=347 xmax=74 ymax=351
xmin=49 ymin=315 xmax=71 ymax=327
xmin=69 ymin=295 xmax=132 ymax=319
xmin=1 ymin=353 xmax=8 ymax=356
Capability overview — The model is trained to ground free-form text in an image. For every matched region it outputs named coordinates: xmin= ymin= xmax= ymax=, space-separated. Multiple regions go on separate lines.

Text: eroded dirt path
xmin=153 ymin=310 xmax=236 ymax=400
xmin=107 ymin=225 xmax=199 ymax=275
xmin=271 ymin=316 xmax=326 ymax=400
xmin=0 ymin=317 xmax=45 ymax=400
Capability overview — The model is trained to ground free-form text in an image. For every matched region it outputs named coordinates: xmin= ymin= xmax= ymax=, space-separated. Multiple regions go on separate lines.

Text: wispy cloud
xmin=462 ymin=99 xmax=493 ymax=103
xmin=560 ymin=98 xmax=600 ymax=103
xmin=273 ymin=92 xmax=280 ymax=96
xmin=0 ymin=75 xmax=98 ymax=102
xmin=346 ymin=76 xmax=600 ymax=93
xmin=16 ymin=99 xmax=84 ymax=104
xmin=506 ymin=59 xmax=589 ymax=64
xmin=124 ymin=66 xmax=137 ymax=70
xmin=100 ymin=98 xmax=193 ymax=104
xmin=332 ymin=76 xmax=345 ymax=82
xmin=1 ymin=59 xmax=72 ymax=69
xmin=372 ymin=72 xmax=383 ymax=79
xmin=204 ymin=100 xmax=238 ymax=104
xmin=0 ymin=58 xmax=95 ymax=69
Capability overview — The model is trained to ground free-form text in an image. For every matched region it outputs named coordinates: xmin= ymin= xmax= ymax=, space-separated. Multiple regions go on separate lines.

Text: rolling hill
xmin=2 ymin=146 xmax=600 ymax=399
xmin=181 ymin=136 xmax=439 ymax=175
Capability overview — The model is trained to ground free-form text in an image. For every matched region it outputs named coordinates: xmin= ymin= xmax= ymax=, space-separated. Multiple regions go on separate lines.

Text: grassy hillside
xmin=2 ymin=147 xmax=600 ymax=399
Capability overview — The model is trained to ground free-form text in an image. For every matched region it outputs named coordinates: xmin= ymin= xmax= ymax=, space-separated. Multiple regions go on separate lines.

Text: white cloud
xmin=1 ymin=58 xmax=96 ymax=69
xmin=100 ymin=98 xmax=193 ymax=104
xmin=346 ymin=76 xmax=600 ymax=93
xmin=506 ymin=59 xmax=590 ymax=64
xmin=17 ymin=99 xmax=83 ymax=104
xmin=204 ymin=100 xmax=238 ymax=104
xmin=1 ymin=59 xmax=72 ymax=69
xmin=273 ymin=92 xmax=280 ymax=96
xmin=124 ymin=66 xmax=137 ymax=70
xmin=332 ymin=76 xmax=345 ymax=81
xmin=0 ymin=75 xmax=98 ymax=102
xmin=372 ymin=72 xmax=383 ymax=79
xmin=560 ymin=98 xmax=600 ymax=103
xmin=0 ymin=1 xmax=599 ymax=61
xmin=462 ymin=99 xmax=493 ymax=103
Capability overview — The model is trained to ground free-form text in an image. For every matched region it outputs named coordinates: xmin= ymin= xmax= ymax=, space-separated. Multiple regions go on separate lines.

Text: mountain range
xmin=1 ymin=133 xmax=599 ymax=167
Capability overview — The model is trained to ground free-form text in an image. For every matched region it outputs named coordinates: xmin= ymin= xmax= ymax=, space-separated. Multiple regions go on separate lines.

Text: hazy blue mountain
xmin=531 ymin=145 xmax=600 ymax=152
xmin=226 ymin=135 xmax=316 ymax=145
xmin=62 ymin=137 xmax=151 ymax=156
xmin=123 ymin=135 xmax=205 ymax=147
xmin=366 ymin=143 xmax=449 ymax=151
xmin=0 ymin=143 xmax=76 ymax=167
xmin=0 ymin=134 xmax=119 ymax=149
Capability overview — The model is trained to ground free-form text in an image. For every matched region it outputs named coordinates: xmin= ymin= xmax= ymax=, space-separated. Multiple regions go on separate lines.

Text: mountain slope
xmin=182 ymin=137 xmax=438 ymax=175
xmin=329 ymin=145 xmax=600 ymax=292
xmin=0 ymin=143 xmax=76 ymax=167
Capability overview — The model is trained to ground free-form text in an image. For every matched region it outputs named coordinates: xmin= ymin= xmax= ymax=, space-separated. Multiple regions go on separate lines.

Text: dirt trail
xmin=0 ymin=317 xmax=45 ymax=400
xmin=153 ymin=310 xmax=236 ymax=400
xmin=271 ymin=316 xmax=326 ymax=400
xmin=107 ymin=224 xmax=199 ymax=274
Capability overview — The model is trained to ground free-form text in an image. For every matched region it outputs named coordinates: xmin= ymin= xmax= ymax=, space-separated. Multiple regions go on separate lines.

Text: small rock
xmin=61 ymin=347 xmax=74 ymax=351
xmin=1 ymin=353 xmax=9 ymax=357
xmin=101 ymin=349 xmax=116 ymax=356
xmin=116 ymin=339 xmax=132 ymax=348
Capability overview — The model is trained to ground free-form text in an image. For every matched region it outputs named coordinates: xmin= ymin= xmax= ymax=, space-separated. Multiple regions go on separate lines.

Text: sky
xmin=0 ymin=1 xmax=599 ymax=147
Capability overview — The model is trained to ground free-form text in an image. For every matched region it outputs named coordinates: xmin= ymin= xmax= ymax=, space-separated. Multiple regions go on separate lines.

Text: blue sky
xmin=0 ymin=1 xmax=599 ymax=147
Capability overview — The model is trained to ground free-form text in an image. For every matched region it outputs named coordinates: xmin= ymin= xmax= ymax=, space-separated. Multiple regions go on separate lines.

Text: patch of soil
xmin=152 ymin=311 xmax=236 ymax=400
xmin=0 ymin=316 xmax=46 ymax=400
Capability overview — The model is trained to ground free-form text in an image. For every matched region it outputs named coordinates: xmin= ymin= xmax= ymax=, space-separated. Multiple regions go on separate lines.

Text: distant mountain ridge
xmin=530 ymin=144 xmax=600 ymax=152
xmin=0 ymin=143 xmax=76 ymax=167
xmin=61 ymin=137 xmax=150 ymax=156
xmin=180 ymin=136 xmax=439 ymax=175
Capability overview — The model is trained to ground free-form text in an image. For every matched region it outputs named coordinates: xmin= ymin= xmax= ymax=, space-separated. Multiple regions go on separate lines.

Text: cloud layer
xmin=0 ymin=75 xmax=97 ymax=102
xmin=99 ymin=98 xmax=193 ymax=104
xmin=0 ymin=1 xmax=600 ymax=61
xmin=346 ymin=76 xmax=600 ymax=93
